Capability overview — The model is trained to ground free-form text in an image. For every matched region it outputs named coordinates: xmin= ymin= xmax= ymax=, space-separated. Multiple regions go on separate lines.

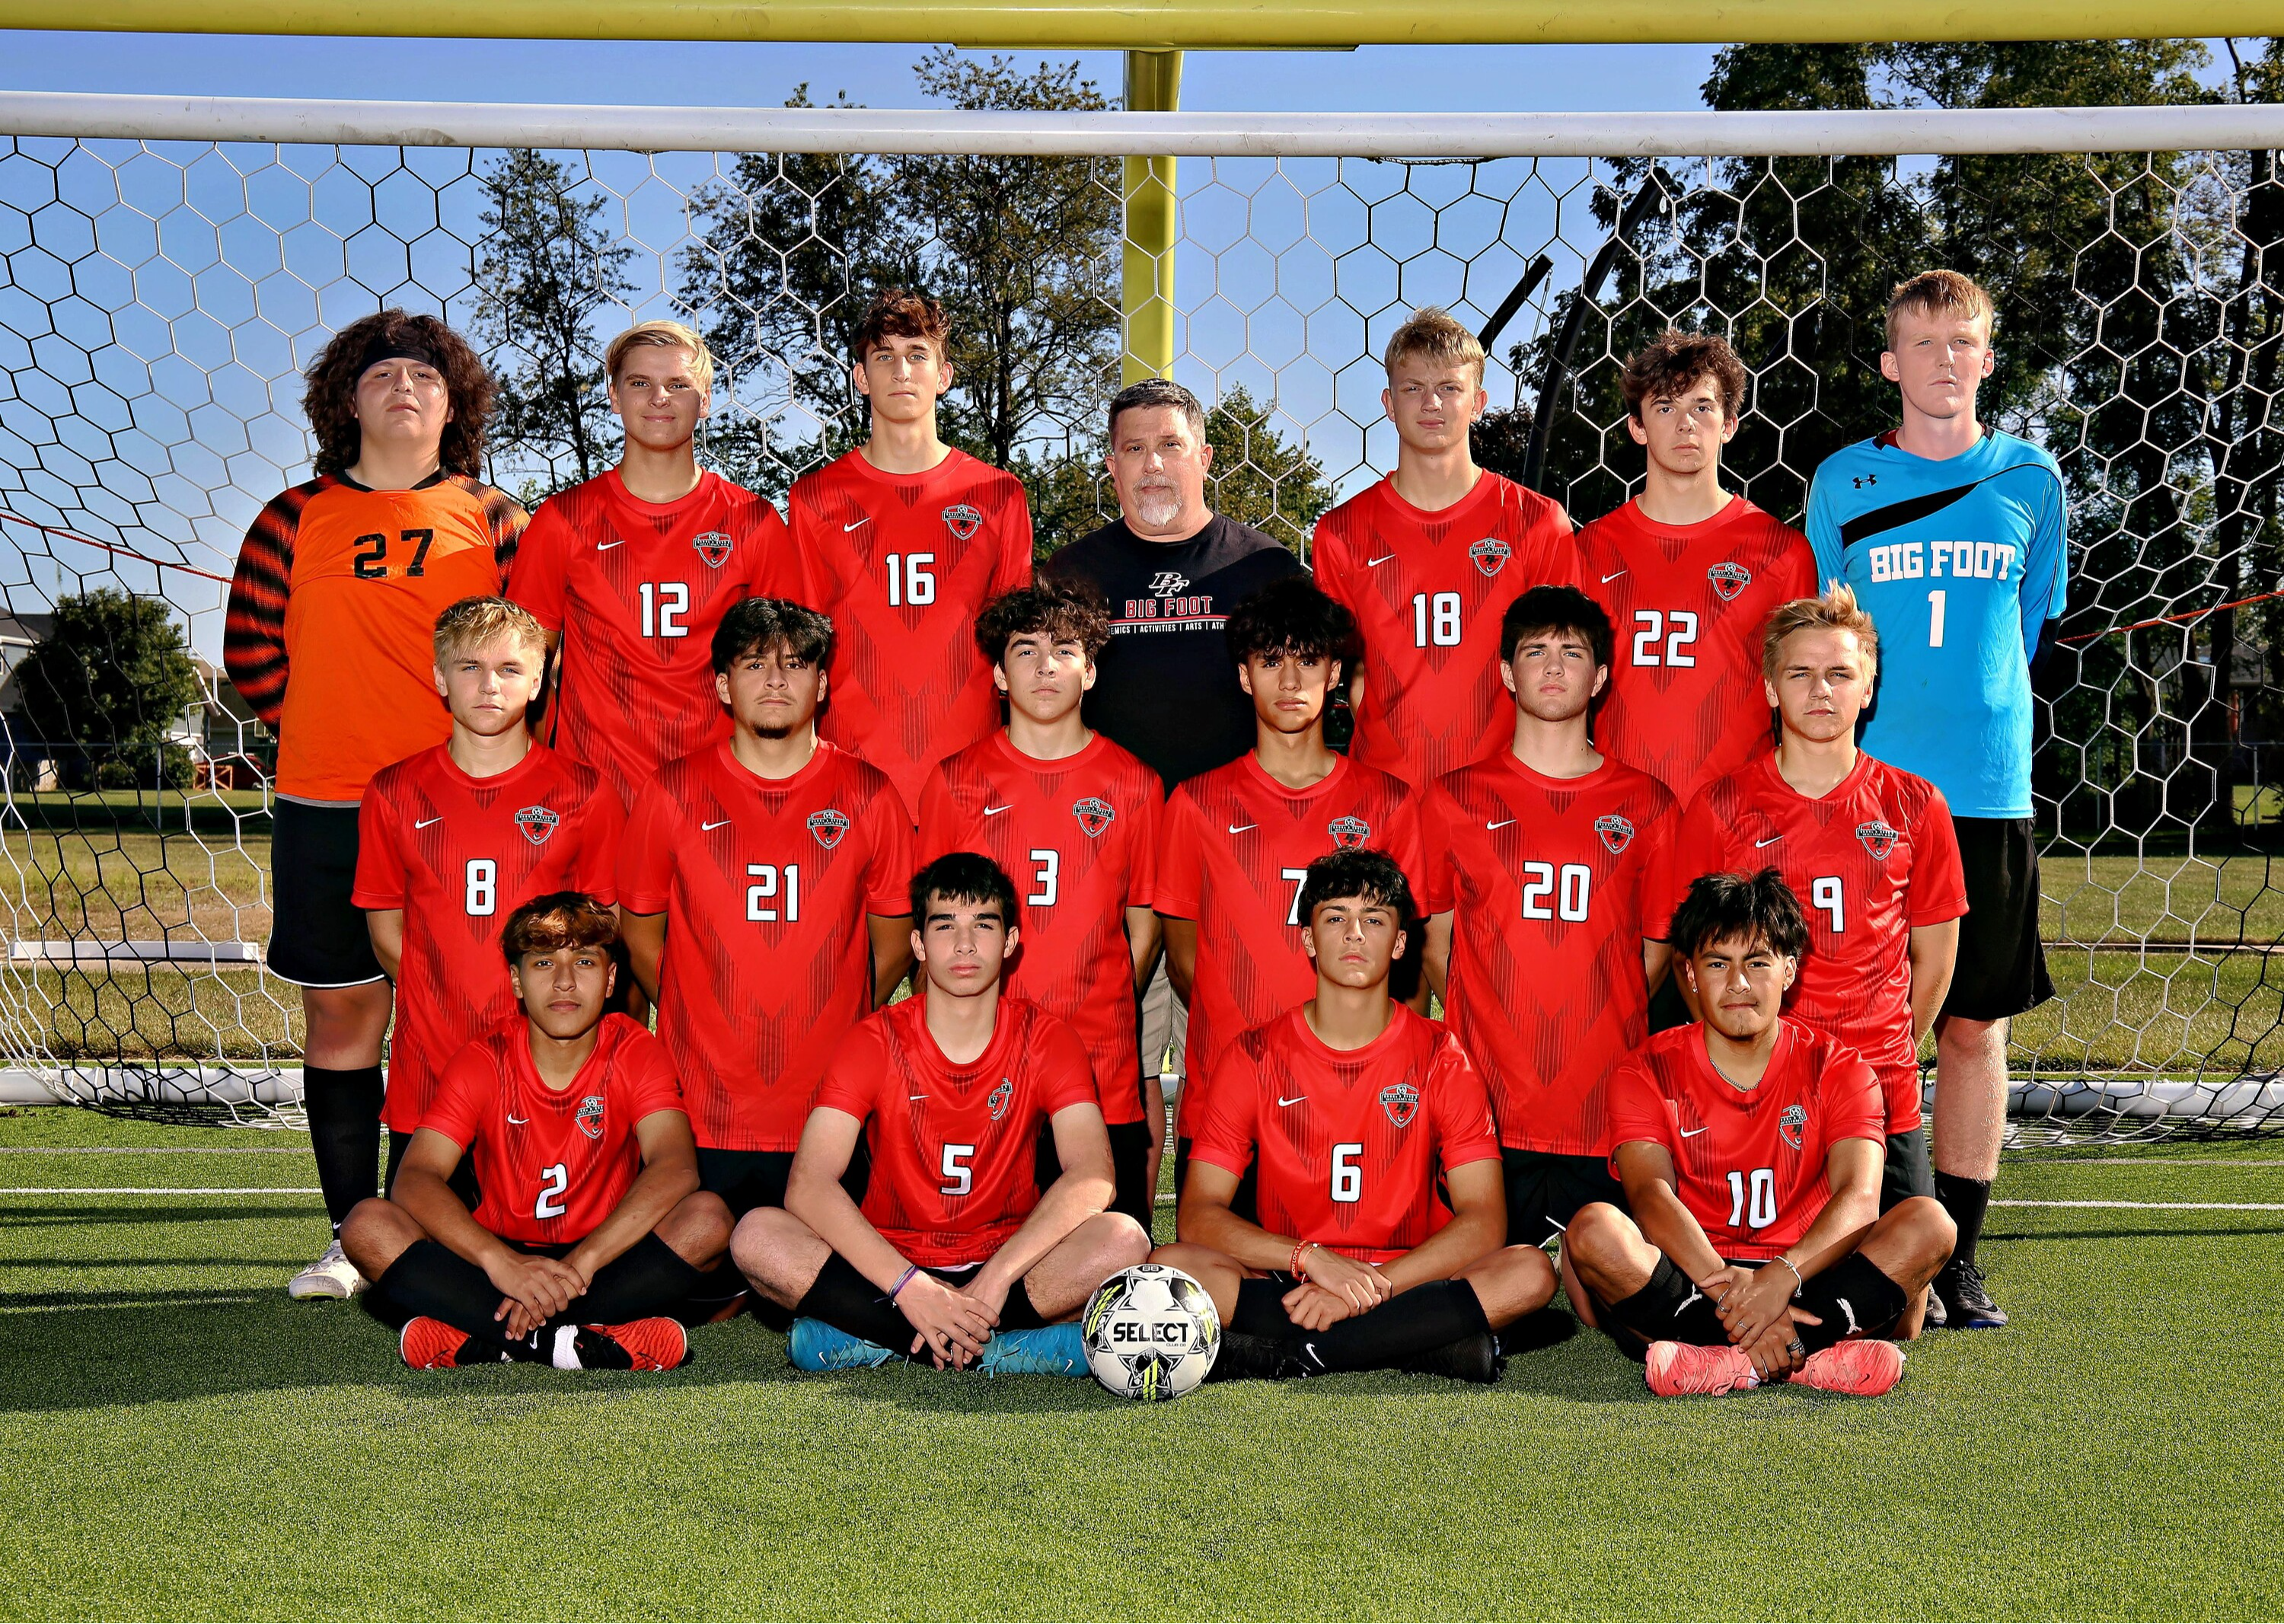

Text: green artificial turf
xmin=2 ymin=1108 xmax=2280 ymax=1621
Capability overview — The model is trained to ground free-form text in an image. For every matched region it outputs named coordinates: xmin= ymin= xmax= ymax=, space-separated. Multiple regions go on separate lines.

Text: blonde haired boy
xmin=1312 ymin=305 xmax=1580 ymax=786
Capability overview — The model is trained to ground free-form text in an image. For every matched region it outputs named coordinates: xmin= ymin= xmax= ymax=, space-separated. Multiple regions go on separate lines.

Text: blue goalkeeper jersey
xmin=1806 ymin=428 xmax=2068 ymax=819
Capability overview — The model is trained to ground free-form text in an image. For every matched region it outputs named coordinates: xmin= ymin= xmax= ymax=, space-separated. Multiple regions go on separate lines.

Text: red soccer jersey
xmin=617 ymin=741 xmax=913 ymax=1151
xmin=1577 ymin=496 xmax=1816 ymax=805
xmin=1190 ymin=1005 xmax=1500 ymax=1264
xmin=789 ymin=448 xmax=1034 ymax=822
xmin=1647 ymin=751 xmax=1968 ymax=1134
xmin=814 ymin=995 xmax=1099 ymax=1268
xmin=1605 ymin=1017 xmax=1884 ymax=1260
xmin=421 ymin=1015 xmax=687 ymax=1246
xmin=917 ymin=731 xmax=1163 ymax=1125
xmin=1313 ymin=472 xmax=1579 ymax=786
xmin=1156 ymin=753 xmax=1426 ymax=1132
xmin=509 ymin=469 xmax=805 ymax=808
xmin=1421 ymin=751 xmax=1676 ymax=1156
xmin=352 ymin=742 xmax=624 ymax=1134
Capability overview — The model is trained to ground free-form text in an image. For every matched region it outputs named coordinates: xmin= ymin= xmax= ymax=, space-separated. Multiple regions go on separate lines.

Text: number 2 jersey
xmin=1576 ymin=494 xmax=1815 ymax=806
xmin=1313 ymin=471 xmax=1579 ymax=787
xmin=1605 ymin=1016 xmax=1884 ymax=1260
xmin=1155 ymin=753 xmax=1425 ymax=1131
xmin=352 ymin=742 xmax=624 ymax=1133
xmin=421 ymin=1014 xmax=687 ymax=1246
xmin=1421 ymin=752 xmax=1676 ymax=1156
xmin=917 ymin=732 xmax=1164 ymax=1125
xmin=1647 ymin=751 xmax=1967 ymax=1134
xmin=617 ymin=741 xmax=914 ymax=1152
xmin=788 ymin=447 xmax=1033 ymax=822
xmin=1189 ymin=1004 xmax=1500 ymax=1264
xmin=509 ymin=468 xmax=805 ymax=807
xmin=813 ymin=995 xmax=1099 ymax=1268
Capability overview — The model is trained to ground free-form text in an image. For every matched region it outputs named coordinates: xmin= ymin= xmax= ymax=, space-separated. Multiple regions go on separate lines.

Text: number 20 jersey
xmin=1190 ymin=1004 xmax=1500 ymax=1264
xmin=421 ymin=1014 xmax=687 ymax=1246
xmin=352 ymin=742 xmax=624 ymax=1133
xmin=617 ymin=741 xmax=913 ymax=1151
xmin=1605 ymin=1016 xmax=1884 ymax=1260
xmin=1421 ymin=753 xmax=1676 ymax=1156
xmin=1646 ymin=751 xmax=1967 ymax=1134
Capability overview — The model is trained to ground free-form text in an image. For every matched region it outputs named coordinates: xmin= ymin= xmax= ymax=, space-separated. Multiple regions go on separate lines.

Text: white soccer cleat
xmin=287 ymin=1238 xmax=366 ymax=1300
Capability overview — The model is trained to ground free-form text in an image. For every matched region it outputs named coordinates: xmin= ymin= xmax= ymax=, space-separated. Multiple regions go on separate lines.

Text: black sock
xmin=370 ymin=1240 xmax=536 ymax=1361
xmin=1609 ymin=1254 xmax=1727 ymax=1348
xmin=1796 ymin=1253 xmax=1909 ymax=1352
xmin=1934 ymin=1170 xmax=1992 ymax=1268
xmin=557 ymin=1233 xmax=707 ymax=1327
xmin=302 ymin=1064 xmax=384 ymax=1233
xmin=793 ymin=1252 xmax=912 ymax=1350
xmin=1300 ymin=1281 xmax=1491 ymax=1374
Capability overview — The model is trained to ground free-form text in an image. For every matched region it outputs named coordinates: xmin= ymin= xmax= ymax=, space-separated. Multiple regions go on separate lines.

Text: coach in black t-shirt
xmin=1043 ymin=376 xmax=1303 ymax=1153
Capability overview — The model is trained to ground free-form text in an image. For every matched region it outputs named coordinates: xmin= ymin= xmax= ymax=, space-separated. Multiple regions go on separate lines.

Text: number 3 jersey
xmin=1421 ymin=753 xmax=1676 ymax=1156
xmin=813 ymin=995 xmax=1098 ymax=1268
xmin=352 ymin=742 xmax=624 ymax=1134
xmin=788 ymin=447 xmax=1034 ymax=822
xmin=1189 ymin=1004 xmax=1500 ymax=1264
xmin=917 ymin=732 xmax=1165 ymax=1125
xmin=617 ymin=741 xmax=914 ymax=1152
xmin=1155 ymin=754 xmax=1425 ymax=1132
xmin=1605 ymin=1016 xmax=1884 ymax=1260
xmin=1313 ymin=472 xmax=1579 ymax=788
xmin=1646 ymin=751 xmax=1967 ymax=1134
xmin=421 ymin=1014 xmax=687 ymax=1246
xmin=508 ymin=468 xmax=805 ymax=808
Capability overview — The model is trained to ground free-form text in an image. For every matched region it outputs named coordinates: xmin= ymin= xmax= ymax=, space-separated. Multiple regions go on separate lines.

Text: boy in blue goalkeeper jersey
xmin=1805 ymin=270 xmax=2067 ymax=1332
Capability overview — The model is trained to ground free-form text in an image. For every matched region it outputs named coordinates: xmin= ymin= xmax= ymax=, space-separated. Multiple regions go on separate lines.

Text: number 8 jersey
xmin=353 ymin=742 xmax=624 ymax=1134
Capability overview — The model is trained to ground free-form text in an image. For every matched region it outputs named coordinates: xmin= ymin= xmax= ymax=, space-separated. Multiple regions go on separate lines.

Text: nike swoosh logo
xmin=701 ymin=818 xmax=731 ymax=831
xmin=844 ymin=518 xmax=869 ymax=531
xmin=1600 ymin=570 xmax=1625 ymax=582
xmin=596 ymin=538 xmax=627 ymax=550
xmin=1227 ymin=823 xmax=1255 ymax=834
xmin=506 ymin=1113 xmax=528 ymax=1125
xmin=909 ymin=1094 xmax=927 ymax=1101
xmin=1366 ymin=554 xmax=1396 ymax=567
xmin=1277 ymin=1095 xmax=1307 ymax=1107
xmin=1755 ymin=834 xmax=1782 ymax=847
xmin=984 ymin=806 xmax=1013 ymax=817
xmin=1680 ymin=1125 xmax=1711 ymax=1138
xmin=413 ymin=815 xmax=442 ymax=829
xmin=1486 ymin=818 xmax=1516 ymax=831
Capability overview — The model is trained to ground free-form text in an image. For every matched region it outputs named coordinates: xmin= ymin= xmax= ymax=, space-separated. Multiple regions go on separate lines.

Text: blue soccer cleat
xmin=787 ymin=1317 xmax=897 ymax=1371
xmin=978 ymin=1322 xmax=1087 ymax=1377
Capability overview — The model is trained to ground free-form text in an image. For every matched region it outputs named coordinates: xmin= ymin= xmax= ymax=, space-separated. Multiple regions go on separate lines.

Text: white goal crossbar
xmin=2 ymin=90 xmax=2281 ymax=157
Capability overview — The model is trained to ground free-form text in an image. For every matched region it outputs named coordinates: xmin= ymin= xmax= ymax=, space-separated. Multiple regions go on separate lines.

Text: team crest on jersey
xmin=1380 ymin=1083 xmax=1420 ymax=1129
xmin=693 ymin=531 xmax=734 ymax=568
xmin=806 ymin=809 xmax=851 ymax=850
xmin=1707 ymin=560 xmax=1753 ymax=601
xmin=576 ymin=1094 xmax=606 ymax=1141
xmin=1327 ymin=815 xmax=1371 ymax=850
xmin=1855 ymin=820 xmax=1901 ymax=862
xmin=1073 ymin=797 xmax=1116 ymax=838
xmin=1469 ymin=536 xmax=1512 ymax=577
xmin=986 ymin=1077 xmax=1013 ymax=1121
xmin=941 ymin=503 xmax=984 ymax=542
xmin=514 ymin=806 xmax=560 ymax=845
xmin=1779 ymin=1103 xmax=1807 ymax=1151
xmin=1593 ymin=813 xmax=1636 ymax=855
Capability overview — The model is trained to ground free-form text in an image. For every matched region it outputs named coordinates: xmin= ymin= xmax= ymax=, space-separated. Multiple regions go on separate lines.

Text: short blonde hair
xmin=605 ymin=318 xmax=716 ymax=394
xmin=1885 ymin=270 xmax=1996 ymax=352
xmin=434 ymin=595 xmax=548 ymax=666
xmin=1383 ymin=306 xmax=1485 ymax=385
xmin=1762 ymin=584 xmax=1879 ymax=684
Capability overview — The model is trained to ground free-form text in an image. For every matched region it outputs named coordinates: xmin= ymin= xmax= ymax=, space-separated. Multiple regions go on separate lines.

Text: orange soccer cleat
xmin=400 ymin=1316 xmax=473 ymax=1370
xmin=1644 ymin=1340 xmax=1759 ymax=1396
xmin=1788 ymin=1338 xmax=1905 ymax=1396
xmin=583 ymin=1318 xmax=691 ymax=1372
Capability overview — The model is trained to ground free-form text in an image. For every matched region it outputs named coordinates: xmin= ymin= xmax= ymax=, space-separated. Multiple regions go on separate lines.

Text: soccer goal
xmin=0 ymin=92 xmax=2277 ymax=1137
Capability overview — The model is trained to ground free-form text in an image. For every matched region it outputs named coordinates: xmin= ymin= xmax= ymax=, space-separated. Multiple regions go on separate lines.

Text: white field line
xmin=0 ymin=1186 xmax=321 ymax=1195
xmin=1992 ymin=1198 xmax=2284 ymax=1211
xmin=0 ymin=1145 xmax=305 ymax=1153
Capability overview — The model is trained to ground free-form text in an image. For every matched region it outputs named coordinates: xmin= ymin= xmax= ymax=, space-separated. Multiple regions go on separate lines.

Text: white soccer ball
xmin=1080 ymin=1262 xmax=1220 ymax=1401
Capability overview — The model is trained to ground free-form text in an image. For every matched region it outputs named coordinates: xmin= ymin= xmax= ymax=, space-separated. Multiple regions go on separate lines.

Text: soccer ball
xmin=1080 ymin=1262 xmax=1220 ymax=1401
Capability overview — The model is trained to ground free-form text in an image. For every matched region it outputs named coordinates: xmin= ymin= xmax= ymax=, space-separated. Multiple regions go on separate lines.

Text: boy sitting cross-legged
xmin=343 ymin=892 xmax=731 ymax=1371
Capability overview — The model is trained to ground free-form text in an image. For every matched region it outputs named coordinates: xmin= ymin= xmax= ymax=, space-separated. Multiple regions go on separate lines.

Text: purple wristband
xmin=889 ymin=1265 xmax=920 ymax=1300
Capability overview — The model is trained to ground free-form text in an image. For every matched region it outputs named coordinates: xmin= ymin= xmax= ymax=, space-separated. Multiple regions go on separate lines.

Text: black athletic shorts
xmin=1033 ymin=1120 xmax=1156 ymax=1231
xmin=1881 ymin=1126 xmax=1934 ymax=1212
xmin=807 ymin=1249 xmax=1049 ymax=1334
xmin=698 ymin=1145 xmax=869 ymax=1219
xmin=1942 ymin=816 xmax=2053 ymax=1020
xmin=384 ymin=1128 xmax=480 ymax=1211
xmin=266 ymin=798 xmax=384 ymax=987
xmin=1502 ymin=1147 xmax=1627 ymax=1249
xmin=1173 ymin=1136 xmax=1257 ymax=1224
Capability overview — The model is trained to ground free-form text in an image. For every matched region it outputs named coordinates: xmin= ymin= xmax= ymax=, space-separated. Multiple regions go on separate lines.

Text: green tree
xmin=13 ymin=589 xmax=203 ymax=785
xmin=472 ymin=148 xmax=638 ymax=497
xmin=1203 ymin=384 xmax=1339 ymax=557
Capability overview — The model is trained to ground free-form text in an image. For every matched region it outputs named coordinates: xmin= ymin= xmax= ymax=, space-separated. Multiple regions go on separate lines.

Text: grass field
xmin=1 ymin=1105 xmax=2279 ymax=1620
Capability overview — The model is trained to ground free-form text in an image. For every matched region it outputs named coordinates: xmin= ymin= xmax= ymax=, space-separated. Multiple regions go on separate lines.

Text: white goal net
xmin=0 ymin=94 xmax=2276 ymax=1137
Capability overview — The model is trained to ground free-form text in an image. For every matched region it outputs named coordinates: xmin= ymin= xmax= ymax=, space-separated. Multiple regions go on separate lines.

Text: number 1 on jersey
xmin=1927 ymin=588 xmax=1946 ymax=648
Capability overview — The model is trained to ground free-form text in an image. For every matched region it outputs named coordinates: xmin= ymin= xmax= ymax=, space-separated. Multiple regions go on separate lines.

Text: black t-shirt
xmin=1043 ymin=513 xmax=1305 ymax=789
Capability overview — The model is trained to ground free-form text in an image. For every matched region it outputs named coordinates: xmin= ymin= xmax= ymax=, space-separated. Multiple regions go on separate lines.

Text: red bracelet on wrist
xmin=1290 ymin=1241 xmax=1313 ymax=1281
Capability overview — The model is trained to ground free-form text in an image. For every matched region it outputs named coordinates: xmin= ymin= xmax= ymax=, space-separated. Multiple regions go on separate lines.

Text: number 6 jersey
xmin=353 ymin=742 xmax=624 ymax=1133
